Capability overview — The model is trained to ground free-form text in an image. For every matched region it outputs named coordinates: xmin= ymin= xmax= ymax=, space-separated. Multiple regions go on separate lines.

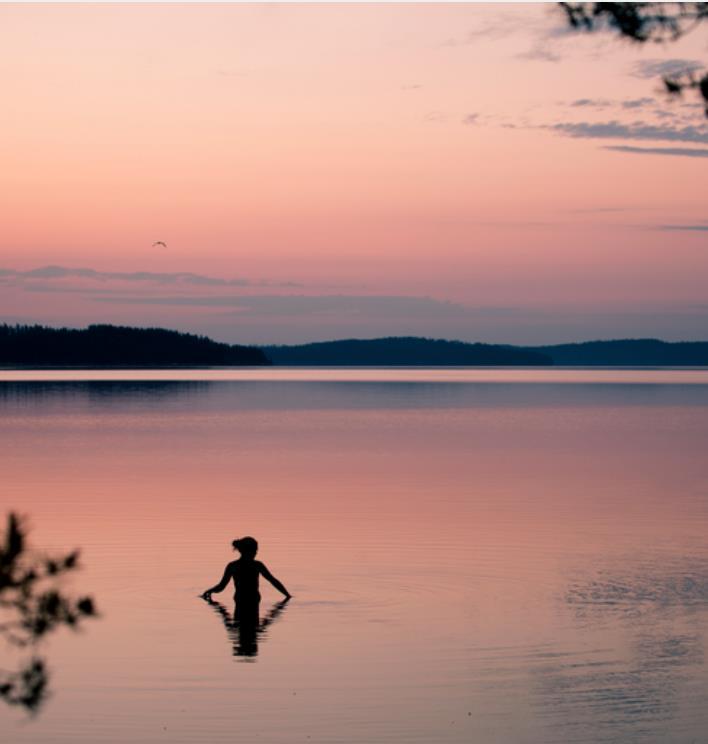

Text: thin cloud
xmin=91 ymin=294 xmax=470 ymax=320
xmin=569 ymin=98 xmax=612 ymax=108
xmin=20 ymin=284 xmax=131 ymax=296
xmin=442 ymin=6 xmax=569 ymax=48
xmin=565 ymin=97 xmax=654 ymax=110
xmin=549 ymin=120 xmax=708 ymax=144
xmin=441 ymin=16 xmax=521 ymax=46
xmin=516 ymin=45 xmax=561 ymax=63
xmin=631 ymin=58 xmax=704 ymax=79
xmin=565 ymin=206 xmax=646 ymax=214
xmin=656 ymin=224 xmax=708 ymax=231
xmin=621 ymin=97 xmax=655 ymax=109
xmin=462 ymin=113 xmax=479 ymax=125
xmin=0 ymin=265 xmax=300 ymax=288
xmin=603 ymin=145 xmax=708 ymax=158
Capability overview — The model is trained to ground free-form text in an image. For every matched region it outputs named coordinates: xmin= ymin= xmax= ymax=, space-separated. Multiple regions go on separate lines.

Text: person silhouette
xmin=201 ymin=536 xmax=291 ymax=606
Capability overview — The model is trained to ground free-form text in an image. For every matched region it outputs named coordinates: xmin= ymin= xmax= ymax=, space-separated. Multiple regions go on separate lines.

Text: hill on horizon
xmin=265 ymin=336 xmax=708 ymax=366
xmin=264 ymin=337 xmax=551 ymax=366
xmin=532 ymin=338 xmax=708 ymax=366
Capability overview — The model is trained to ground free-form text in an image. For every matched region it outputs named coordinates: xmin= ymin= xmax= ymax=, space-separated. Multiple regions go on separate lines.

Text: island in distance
xmin=267 ymin=338 xmax=708 ymax=366
xmin=264 ymin=337 xmax=550 ymax=365
xmin=2 ymin=324 xmax=708 ymax=367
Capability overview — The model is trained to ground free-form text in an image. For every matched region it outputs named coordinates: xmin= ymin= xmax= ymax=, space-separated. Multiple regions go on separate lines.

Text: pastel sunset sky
xmin=1 ymin=2 xmax=706 ymax=344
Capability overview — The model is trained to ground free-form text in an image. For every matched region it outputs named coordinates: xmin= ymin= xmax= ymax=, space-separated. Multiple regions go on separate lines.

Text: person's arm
xmin=201 ymin=564 xmax=232 ymax=600
xmin=259 ymin=562 xmax=291 ymax=599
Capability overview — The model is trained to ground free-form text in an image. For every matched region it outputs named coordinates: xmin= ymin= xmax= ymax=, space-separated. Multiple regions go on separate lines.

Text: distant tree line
xmin=533 ymin=338 xmax=708 ymax=365
xmin=265 ymin=337 xmax=708 ymax=366
xmin=0 ymin=324 xmax=269 ymax=367
xmin=264 ymin=337 xmax=552 ymax=366
xmin=3 ymin=325 xmax=708 ymax=367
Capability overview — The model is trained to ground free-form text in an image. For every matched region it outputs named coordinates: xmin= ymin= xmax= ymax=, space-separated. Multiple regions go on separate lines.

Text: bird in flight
xmin=152 ymin=241 xmax=167 ymax=248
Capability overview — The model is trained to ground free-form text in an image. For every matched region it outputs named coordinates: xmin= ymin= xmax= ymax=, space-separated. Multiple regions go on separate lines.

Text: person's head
xmin=232 ymin=536 xmax=258 ymax=559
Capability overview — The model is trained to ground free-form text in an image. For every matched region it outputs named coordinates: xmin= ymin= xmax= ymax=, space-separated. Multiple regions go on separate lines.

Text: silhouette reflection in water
xmin=205 ymin=596 xmax=290 ymax=658
xmin=201 ymin=536 xmax=291 ymax=658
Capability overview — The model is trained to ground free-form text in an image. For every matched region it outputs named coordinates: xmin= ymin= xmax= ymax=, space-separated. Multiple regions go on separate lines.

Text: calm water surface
xmin=2 ymin=368 xmax=708 ymax=743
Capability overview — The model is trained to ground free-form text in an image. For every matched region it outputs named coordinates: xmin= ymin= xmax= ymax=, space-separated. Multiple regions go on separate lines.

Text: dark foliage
xmin=0 ymin=659 xmax=47 ymax=711
xmin=560 ymin=3 xmax=708 ymax=115
xmin=0 ymin=513 xmax=96 ymax=713
xmin=263 ymin=337 xmax=552 ymax=366
xmin=0 ymin=324 xmax=269 ymax=367
xmin=532 ymin=338 xmax=708 ymax=365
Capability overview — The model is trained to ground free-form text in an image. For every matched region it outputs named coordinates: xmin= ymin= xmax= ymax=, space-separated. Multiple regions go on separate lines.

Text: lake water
xmin=2 ymin=368 xmax=708 ymax=743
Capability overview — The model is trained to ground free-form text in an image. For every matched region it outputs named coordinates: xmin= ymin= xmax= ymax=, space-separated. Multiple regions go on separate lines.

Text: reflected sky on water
xmin=2 ymin=370 xmax=708 ymax=743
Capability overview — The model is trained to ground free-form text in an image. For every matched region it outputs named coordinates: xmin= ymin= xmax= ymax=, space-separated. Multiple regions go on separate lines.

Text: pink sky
xmin=1 ymin=3 xmax=707 ymax=344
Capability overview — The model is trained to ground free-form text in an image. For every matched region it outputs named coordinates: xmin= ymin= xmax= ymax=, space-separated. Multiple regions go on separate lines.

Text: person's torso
xmin=231 ymin=559 xmax=260 ymax=596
